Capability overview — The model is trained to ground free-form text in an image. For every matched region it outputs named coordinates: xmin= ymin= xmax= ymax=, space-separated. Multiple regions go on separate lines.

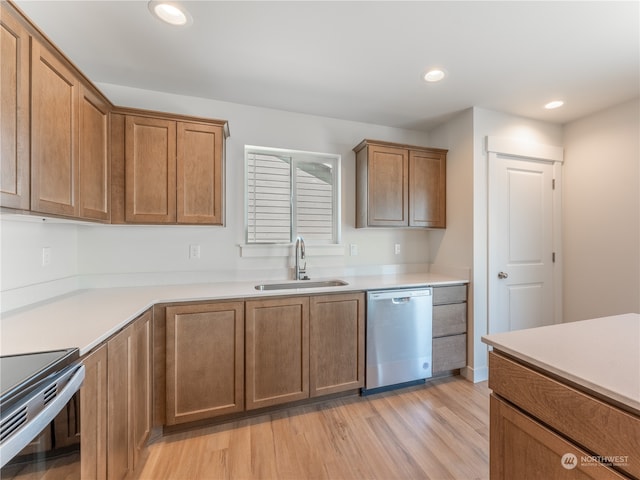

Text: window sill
xmin=239 ymin=243 xmax=345 ymax=258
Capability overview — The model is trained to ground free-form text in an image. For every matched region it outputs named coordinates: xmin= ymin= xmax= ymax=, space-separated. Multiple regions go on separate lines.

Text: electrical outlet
xmin=349 ymin=244 xmax=358 ymax=256
xmin=189 ymin=244 xmax=201 ymax=259
xmin=42 ymin=247 xmax=51 ymax=266
xmin=394 ymin=243 xmax=401 ymax=255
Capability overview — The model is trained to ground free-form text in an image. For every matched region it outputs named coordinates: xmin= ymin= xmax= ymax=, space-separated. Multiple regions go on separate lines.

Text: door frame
xmin=486 ymin=136 xmax=564 ymax=332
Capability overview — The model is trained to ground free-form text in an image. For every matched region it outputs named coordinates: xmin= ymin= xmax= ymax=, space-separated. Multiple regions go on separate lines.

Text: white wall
xmin=0 ymin=217 xmax=79 ymax=310
xmin=1 ymin=84 xmax=439 ymax=311
xmin=428 ymin=109 xmax=475 ymax=377
xmin=563 ymin=98 xmax=640 ymax=322
xmin=427 ymin=107 xmax=564 ymax=382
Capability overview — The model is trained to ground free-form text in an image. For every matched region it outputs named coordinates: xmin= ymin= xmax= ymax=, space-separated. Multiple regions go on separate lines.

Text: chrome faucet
xmin=294 ymin=236 xmax=309 ymax=280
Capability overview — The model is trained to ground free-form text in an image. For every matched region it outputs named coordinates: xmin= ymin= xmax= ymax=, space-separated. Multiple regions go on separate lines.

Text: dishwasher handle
xmin=391 ymin=297 xmax=411 ymax=304
xmin=367 ymin=288 xmax=432 ymax=302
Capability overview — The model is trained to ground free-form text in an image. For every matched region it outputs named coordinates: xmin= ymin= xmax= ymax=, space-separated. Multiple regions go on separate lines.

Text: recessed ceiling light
xmin=544 ymin=100 xmax=564 ymax=110
xmin=148 ymin=1 xmax=192 ymax=26
xmin=423 ymin=69 xmax=446 ymax=83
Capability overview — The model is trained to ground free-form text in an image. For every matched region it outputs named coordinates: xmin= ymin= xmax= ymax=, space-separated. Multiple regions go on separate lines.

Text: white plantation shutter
xmin=295 ymin=163 xmax=334 ymax=242
xmin=246 ymin=148 xmax=339 ymax=244
xmin=247 ymin=153 xmax=291 ymax=243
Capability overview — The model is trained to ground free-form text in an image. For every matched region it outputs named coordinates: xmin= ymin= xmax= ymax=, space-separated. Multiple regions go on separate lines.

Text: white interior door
xmin=488 ymin=152 xmax=556 ymax=334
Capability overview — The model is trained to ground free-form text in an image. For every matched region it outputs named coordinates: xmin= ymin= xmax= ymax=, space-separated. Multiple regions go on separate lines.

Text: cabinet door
xmin=79 ymin=86 xmax=110 ymax=221
xmin=366 ymin=145 xmax=408 ymax=226
xmin=125 ymin=115 xmax=176 ymax=223
xmin=165 ymin=302 xmax=244 ymax=424
xmin=409 ymin=149 xmax=446 ymax=227
xmin=31 ymin=39 xmax=79 ymax=216
xmin=81 ymin=344 xmax=108 ymax=480
xmin=177 ymin=122 xmax=223 ymax=224
xmin=310 ymin=293 xmax=365 ymax=397
xmin=490 ymin=395 xmax=627 ymax=480
xmin=245 ymin=297 xmax=309 ymax=409
xmin=107 ymin=324 xmax=132 ymax=480
xmin=132 ymin=310 xmax=152 ymax=469
xmin=0 ymin=4 xmax=30 ymax=210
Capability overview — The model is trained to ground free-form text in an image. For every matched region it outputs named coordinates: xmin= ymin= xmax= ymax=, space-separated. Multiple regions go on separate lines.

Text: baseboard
xmin=461 ymin=365 xmax=488 ymax=383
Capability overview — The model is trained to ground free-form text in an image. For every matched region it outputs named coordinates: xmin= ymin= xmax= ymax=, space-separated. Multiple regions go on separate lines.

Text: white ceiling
xmin=14 ymin=1 xmax=640 ymax=131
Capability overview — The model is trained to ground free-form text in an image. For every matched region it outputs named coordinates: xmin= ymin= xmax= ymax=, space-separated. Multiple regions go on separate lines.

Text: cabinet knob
xmin=498 ymin=272 xmax=509 ymax=279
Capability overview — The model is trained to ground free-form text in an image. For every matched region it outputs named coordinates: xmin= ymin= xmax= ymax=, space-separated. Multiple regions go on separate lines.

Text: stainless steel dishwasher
xmin=365 ymin=288 xmax=433 ymax=392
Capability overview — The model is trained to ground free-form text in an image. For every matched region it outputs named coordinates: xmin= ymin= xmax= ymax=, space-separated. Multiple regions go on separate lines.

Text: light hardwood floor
xmin=137 ymin=376 xmax=490 ymax=480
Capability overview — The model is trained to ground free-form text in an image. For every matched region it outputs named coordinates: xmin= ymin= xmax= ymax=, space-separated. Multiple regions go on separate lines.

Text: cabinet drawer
xmin=433 ymin=303 xmax=466 ymax=337
xmin=432 ymin=334 xmax=466 ymax=373
xmin=489 ymin=351 xmax=640 ymax=479
xmin=432 ymin=285 xmax=466 ymax=305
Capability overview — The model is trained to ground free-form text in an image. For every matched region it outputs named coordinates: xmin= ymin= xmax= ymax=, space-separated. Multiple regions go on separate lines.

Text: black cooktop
xmin=0 ymin=348 xmax=79 ymax=413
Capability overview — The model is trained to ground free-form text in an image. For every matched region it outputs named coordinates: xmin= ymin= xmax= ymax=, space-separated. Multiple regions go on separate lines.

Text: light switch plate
xmin=42 ymin=247 xmax=51 ymax=266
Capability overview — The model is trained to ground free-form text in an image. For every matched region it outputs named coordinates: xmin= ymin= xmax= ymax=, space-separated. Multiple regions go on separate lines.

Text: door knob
xmin=498 ymin=272 xmax=509 ymax=279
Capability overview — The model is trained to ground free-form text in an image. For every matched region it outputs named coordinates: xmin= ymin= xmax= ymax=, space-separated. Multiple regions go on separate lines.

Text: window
xmin=245 ymin=145 xmax=341 ymax=244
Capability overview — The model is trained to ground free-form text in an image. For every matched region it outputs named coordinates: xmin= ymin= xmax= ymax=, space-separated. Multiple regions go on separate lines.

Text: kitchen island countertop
xmin=482 ymin=313 xmax=640 ymax=415
xmin=1 ymin=272 xmax=465 ymax=357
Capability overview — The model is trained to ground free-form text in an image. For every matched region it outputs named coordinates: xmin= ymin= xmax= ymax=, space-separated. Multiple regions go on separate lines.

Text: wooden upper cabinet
xmin=409 ymin=149 xmax=446 ymax=227
xmin=79 ymin=86 xmax=110 ymax=221
xmin=30 ymin=38 xmax=80 ymax=217
xmin=1 ymin=4 xmax=111 ymax=221
xmin=354 ymin=139 xmax=447 ymax=228
xmin=116 ymin=110 xmax=227 ymax=225
xmin=177 ymin=122 xmax=223 ymax=224
xmin=357 ymin=144 xmax=408 ymax=226
xmin=0 ymin=3 xmax=30 ymax=210
xmin=125 ymin=115 xmax=177 ymax=223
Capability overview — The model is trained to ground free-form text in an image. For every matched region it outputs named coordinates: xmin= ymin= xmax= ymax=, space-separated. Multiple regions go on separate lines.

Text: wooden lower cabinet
xmin=489 ymin=351 xmax=639 ymax=479
xmin=165 ymin=301 xmax=244 ymax=425
xmin=106 ymin=323 xmax=131 ymax=480
xmin=81 ymin=344 xmax=108 ymax=480
xmin=132 ymin=311 xmax=152 ymax=468
xmin=432 ymin=334 xmax=466 ymax=373
xmin=163 ymin=293 xmax=365 ymax=422
xmin=105 ymin=309 xmax=152 ymax=480
xmin=245 ymin=297 xmax=310 ymax=410
xmin=431 ymin=284 xmax=467 ymax=374
xmin=309 ymin=293 xmax=364 ymax=397
xmin=490 ymin=395 xmax=627 ymax=480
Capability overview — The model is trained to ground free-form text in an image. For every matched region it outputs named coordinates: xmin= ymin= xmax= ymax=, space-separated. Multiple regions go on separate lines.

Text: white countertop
xmin=482 ymin=313 xmax=640 ymax=414
xmin=0 ymin=273 xmax=464 ymax=357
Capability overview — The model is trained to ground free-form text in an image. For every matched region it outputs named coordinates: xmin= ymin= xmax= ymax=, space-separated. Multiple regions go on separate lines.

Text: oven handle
xmin=0 ymin=363 xmax=85 ymax=468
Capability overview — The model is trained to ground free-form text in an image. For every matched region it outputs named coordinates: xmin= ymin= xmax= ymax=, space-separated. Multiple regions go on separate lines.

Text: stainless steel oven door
xmin=0 ymin=363 xmax=84 ymax=478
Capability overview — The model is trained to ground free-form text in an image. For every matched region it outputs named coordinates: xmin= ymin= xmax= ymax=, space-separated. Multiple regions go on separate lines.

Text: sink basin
xmin=255 ymin=279 xmax=348 ymax=291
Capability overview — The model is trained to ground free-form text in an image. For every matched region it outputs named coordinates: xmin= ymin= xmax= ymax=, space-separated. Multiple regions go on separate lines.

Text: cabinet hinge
xmin=552 ymin=179 xmax=556 ymax=190
xmin=552 ymin=252 xmax=556 ymax=263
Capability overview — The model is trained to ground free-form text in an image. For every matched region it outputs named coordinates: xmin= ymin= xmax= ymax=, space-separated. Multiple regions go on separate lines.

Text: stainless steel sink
xmin=254 ymin=279 xmax=348 ymax=291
